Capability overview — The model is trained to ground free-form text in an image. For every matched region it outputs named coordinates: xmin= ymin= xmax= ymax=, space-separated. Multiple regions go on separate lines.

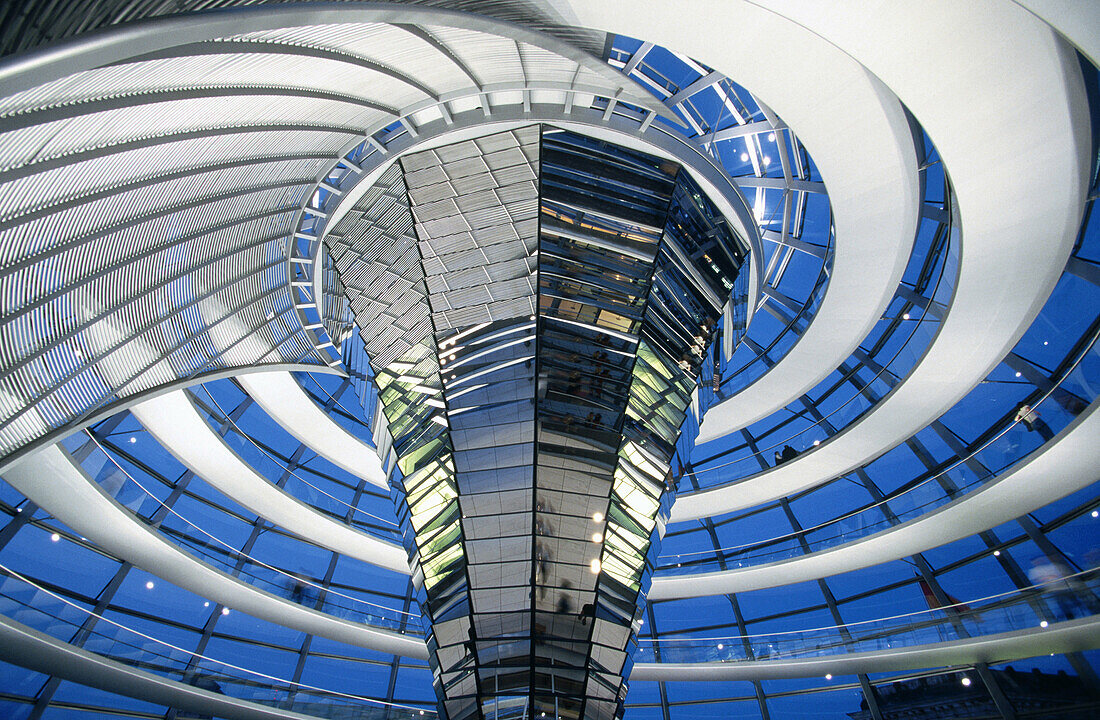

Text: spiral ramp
xmin=0 ymin=1 xmax=1098 ymax=719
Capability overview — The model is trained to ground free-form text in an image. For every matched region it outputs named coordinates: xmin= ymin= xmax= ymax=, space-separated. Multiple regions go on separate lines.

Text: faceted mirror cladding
xmin=329 ymin=125 xmax=748 ymax=720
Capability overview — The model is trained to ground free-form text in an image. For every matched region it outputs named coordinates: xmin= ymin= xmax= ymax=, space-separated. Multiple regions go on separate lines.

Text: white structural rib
xmin=650 ymin=403 xmax=1099 ymax=599
xmin=0 ymin=614 xmax=324 ymax=720
xmin=613 ymin=0 xmax=1096 ymax=520
xmin=3 ymin=444 xmax=426 ymax=658
xmin=610 ymin=1 xmax=922 ymax=444
xmin=632 ymin=615 xmax=1100 ymax=681
xmin=130 ymin=391 xmax=408 ymax=574
xmin=1015 ymin=0 xmax=1100 ymax=67
xmin=237 ymin=371 xmax=389 ymax=488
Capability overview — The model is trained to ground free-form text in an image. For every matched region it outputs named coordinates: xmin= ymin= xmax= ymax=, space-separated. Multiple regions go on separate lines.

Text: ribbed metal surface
xmin=0 ymin=3 xmax=634 ymax=467
xmin=0 ymin=0 xmax=607 ymax=61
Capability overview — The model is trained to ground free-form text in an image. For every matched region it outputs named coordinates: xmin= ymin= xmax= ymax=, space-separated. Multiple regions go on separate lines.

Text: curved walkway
xmin=130 ymin=390 xmax=408 ymax=573
xmin=655 ymin=1 xmax=1092 ymax=518
xmin=650 ymin=401 xmax=1099 ymax=598
xmin=633 ymin=614 xmax=1100 ymax=681
xmin=236 ymin=371 xmax=388 ymax=488
xmin=3 ymin=443 xmax=426 ymax=658
xmin=0 ymin=613 xmax=323 ymax=720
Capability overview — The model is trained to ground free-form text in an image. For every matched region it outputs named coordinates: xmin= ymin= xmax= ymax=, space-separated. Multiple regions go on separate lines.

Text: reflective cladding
xmin=332 ymin=125 xmax=748 ymax=720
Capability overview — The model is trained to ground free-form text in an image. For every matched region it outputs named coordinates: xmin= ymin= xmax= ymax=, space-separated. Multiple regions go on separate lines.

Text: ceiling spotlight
xmin=717 ymin=643 xmax=724 ymax=650
xmin=993 ymin=550 xmax=1001 ymax=556
xmin=961 ymin=676 xmax=971 ymax=687
xmin=812 ymin=439 xmax=821 ymax=446
xmin=740 ymin=152 xmax=748 ymax=162
xmin=763 ymin=155 xmax=771 ymax=165
xmin=204 ymin=602 xmax=210 ymax=607
xmin=145 ymin=581 xmax=155 ymax=590
xmin=592 ymin=532 xmax=603 ymax=543
xmin=1092 ymin=510 xmax=1098 ymax=518
xmin=902 ymin=312 xmax=910 ymax=320
xmin=222 ymin=608 xmax=231 ymax=616
xmin=50 ymin=533 xmax=60 ymax=542
xmin=1040 ymin=620 xmax=1048 ymax=628
xmin=825 ymin=674 xmax=832 ymax=680
xmin=593 ymin=512 xmax=604 ymax=523
xmin=589 ymin=559 xmax=601 ymax=574
xmin=129 ymin=436 xmax=137 ymax=443
xmin=767 ymin=132 xmax=776 ymax=142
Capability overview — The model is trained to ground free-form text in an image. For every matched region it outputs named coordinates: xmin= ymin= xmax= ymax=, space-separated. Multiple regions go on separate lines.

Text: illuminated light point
xmin=592 ymin=512 xmax=604 ymax=523
xmin=812 ymin=439 xmax=821 ymax=446
xmin=717 ymin=643 xmax=724 ymax=650
xmin=1043 ymin=341 xmax=1049 ymax=345
xmin=129 ymin=436 xmax=137 ymax=444
xmin=1092 ymin=510 xmax=1098 ymax=518
xmin=1015 ymin=371 xmax=1022 ymax=377
xmin=961 ymin=677 xmax=971 ymax=687
xmin=739 ymin=152 xmax=748 ymax=162
xmin=763 ymin=155 xmax=771 ymax=165
xmin=825 ymin=674 xmax=833 ymax=680
xmin=767 ymin=132 xmax=776 ymax=142
xmin=589 ymin=559 xmax=601 ymax=574
xmin=50 ymin=533 xmax=60 ymax=542
xmin=993 ymin=550 xmax=1001 ymax=556
xmin=145 ymin=581 xmax=155 ymax=590
xmin=1040 ymin=620 xmax=1049 ymax=628
xmin=222 ymin=608 xmax=231 ymax=616
xmin=591 ymin=532 xmax=603 ymax=543
xmin=902 ymin=313 xmax=910 ymax=320
xmin=204 ymin=602 xmax=210 ymax=607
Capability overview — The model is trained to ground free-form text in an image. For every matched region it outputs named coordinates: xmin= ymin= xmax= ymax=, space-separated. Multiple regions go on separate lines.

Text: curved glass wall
xmin=605 ymin=35 xmax=834 ymax=397
xmin=659 ymin=190 xmax=1099 ymax=571
xmin=0 ymin=472 xmax=435 ymax=719
xmin=683 ymin=128 xmax=955 ymax=489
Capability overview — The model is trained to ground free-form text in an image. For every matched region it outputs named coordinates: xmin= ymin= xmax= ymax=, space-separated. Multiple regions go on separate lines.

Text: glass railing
xmin=658 ymin=319 xmax=1099 ymax=574
xmin=0 ymin=565 xmax=433 ymax=719
xmin=637 ymin=567 xmax=1100 ymax=663
xmin=63 ymin=432 xmax=423 ymax=636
